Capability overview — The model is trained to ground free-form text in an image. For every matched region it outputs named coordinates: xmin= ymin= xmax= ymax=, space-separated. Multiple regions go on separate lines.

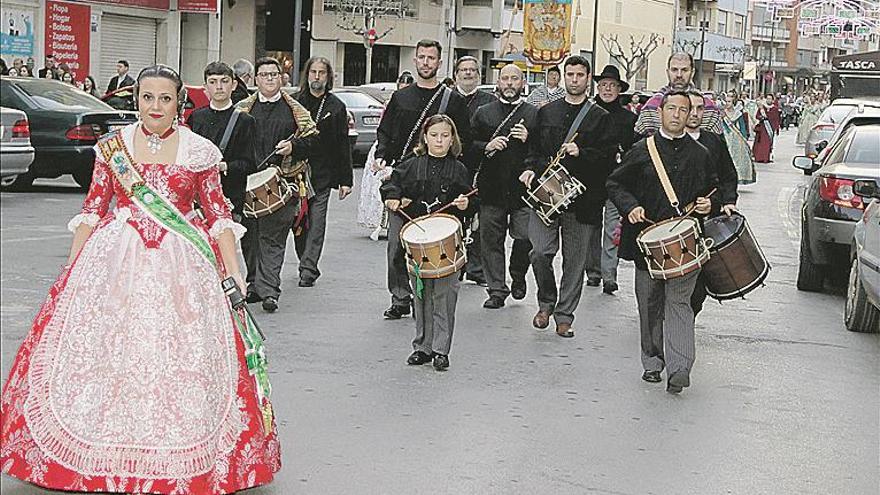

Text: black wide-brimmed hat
xmin=594 ymin=65 xmax=630 ymax=93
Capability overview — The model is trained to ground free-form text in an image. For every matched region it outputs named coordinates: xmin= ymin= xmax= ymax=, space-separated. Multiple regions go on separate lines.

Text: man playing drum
xmin=471 ymin=63 xmax=536 ymax=309
xmin=237 ymin=57 xmax=319 ymax=312
xmin=606 ymin=91 xmax=716 ymax=394
xmin=519 ymin=56 xmax=614 ymax=339
xmin=373 ymin=39 xmax=472 ymax=320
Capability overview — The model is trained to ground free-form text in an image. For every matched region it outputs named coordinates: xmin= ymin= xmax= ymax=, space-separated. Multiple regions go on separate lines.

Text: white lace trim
xmin=118 ymin=124 xmax=223 ymax=173
xmin=209 ymin=219 xmax=247 ymax=240
xmin=67 ymin=213 xmax=100 ymax=232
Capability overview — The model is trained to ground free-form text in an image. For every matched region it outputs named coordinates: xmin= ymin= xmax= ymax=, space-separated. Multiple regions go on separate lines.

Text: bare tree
xmin=331 ymin=0 xmax=409 ymax=83
xmin=674 ymin=38 xmax=702 ymax=59
xmin=600 ymin=33 xmax=663 ymax=82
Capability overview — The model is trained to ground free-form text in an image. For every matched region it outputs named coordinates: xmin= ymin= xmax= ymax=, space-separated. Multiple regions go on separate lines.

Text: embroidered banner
xmin=523 ymin=0 xmax=572 ymax=66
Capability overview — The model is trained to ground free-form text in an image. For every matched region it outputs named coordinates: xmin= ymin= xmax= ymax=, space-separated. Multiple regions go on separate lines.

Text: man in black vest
xmin=373 ymin=39 xmax=472 ymax=320
xmin=106 ymin=60 xmax=135 ymax=94
xmin=472 ymin=63 xmax=536 ymax=308
xmin=293 ymin=56 xmax=353 ymax=287
xmin=187 ymin=61 xmax=257 ymax=220
xmin=519 ymin=56 xmax=614 ymax=339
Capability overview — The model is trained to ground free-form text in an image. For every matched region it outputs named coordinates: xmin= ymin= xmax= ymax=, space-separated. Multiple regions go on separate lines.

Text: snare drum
xmin=243 ymin=167 xmax=294 ymax=219
xmin=637 ymin=217 xmax=712 ymax=280
xmin=522 ymin=163 xmax=586 ymax=226
xmin=400 ymin=213 xmax=467 ymax=279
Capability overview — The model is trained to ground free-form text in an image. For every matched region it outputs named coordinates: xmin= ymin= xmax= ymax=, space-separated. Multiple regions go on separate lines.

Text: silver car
xmin=805 ymin=98 xmax=880 ymax=157
xmin=0 ymin=106 xmax=35 ymax=184
xmin=846 ymin=180 xmax=880 ymax=333
xmin=333 ymin=88 xmax=384 ymax=163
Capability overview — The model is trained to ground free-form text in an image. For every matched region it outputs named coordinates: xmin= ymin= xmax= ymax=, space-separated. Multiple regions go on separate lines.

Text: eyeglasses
xmin=257 ymin=72 xmax=281 ymax=79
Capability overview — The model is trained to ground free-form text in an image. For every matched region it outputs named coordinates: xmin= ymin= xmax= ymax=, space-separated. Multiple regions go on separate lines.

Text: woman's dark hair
xmin=83 ymin=75 xmax=98 ymax=96
xmin=134 ymin=64 xmax=186 ymax=113
xmin=297 ymin=56 xmax=334 ymax=97
xmin=414 ymin=114 xmax=462 ymax=158
xmin=0 ymin=58 xmax=7 ymax=75
xmin=204 ymin=61 xmax=234 ymax=81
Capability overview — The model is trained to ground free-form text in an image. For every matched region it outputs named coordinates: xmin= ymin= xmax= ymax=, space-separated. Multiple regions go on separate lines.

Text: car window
xmin=824 ymin=127 xmax=853 ymax=165
xmin=334 ymin=91 xmax=382 ymax=108
xmin=0 ymin=81 xmax=26 ymax=110
xmin=844 ymin=128 xmax=880 ymax=164
xmin=11 ymin=79 xmax=113 ymax=112
xmin=820 ymin=104 xmax=856 ymax=124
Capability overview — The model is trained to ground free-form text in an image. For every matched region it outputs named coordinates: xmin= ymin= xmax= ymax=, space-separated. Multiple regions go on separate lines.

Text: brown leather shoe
xmin=532 ymin=310 xmax=550 ymax=329
xmin=555 ymin=322 xmax=574 ymax=338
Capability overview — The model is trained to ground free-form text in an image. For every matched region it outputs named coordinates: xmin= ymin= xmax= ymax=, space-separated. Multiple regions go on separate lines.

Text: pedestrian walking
xmin=753 ymin=95 xmax=776 ymax=163
xmin=797 ymin=94 xmax=821 ymax=145
xmin=380 ymin=114 xmax=474 ymax=371
xmin=0 ymin=64 xmax=279 ymax=493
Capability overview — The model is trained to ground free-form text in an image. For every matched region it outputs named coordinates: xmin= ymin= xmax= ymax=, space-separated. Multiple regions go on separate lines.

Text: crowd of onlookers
xmin=0 ymin=53 xmax=127 ymax=99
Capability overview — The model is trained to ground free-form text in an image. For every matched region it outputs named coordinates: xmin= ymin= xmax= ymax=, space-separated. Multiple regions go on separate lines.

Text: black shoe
xmin=586 ymin=277 xmax=601 ymax=287
xmin=603 ymin=281 xmax=619 ymax=295
xmin=245 ymin=292 xmax=262 ymax=304
xmin=511 ymin=279 xmax=527 ymax=300
xmin=298 ymin=278 xmax=315 ymax=288
xmin=466 ymin=274 xmax=487 ymax=286
xmin=432 ymin=353 xmax=449 ymax=371
xmin=483 ymin=296 xmax=505 ymax=309
xmin=262 ymin=296 xmax=278 ymax=313
xmin=383 ymin=304 xmax=411 ymax=320
xmin=642 ymin=370 xmax=662 ymax=383
xmin=668 ymin=372 xmax=690 ymax=389
xmin=406 ymin=351 xmax=432 ymax=365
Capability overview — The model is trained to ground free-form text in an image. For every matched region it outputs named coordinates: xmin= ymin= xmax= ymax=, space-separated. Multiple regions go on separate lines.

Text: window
xmin=734 ymin=14 xmax=745 ymax=39
xmin=463 ymin=0 xmax=493 ymax=6
xmin=614 ymin=1 xmax=622 ymax=24
xmin=717 ymin=11 xmax=728 ymax=36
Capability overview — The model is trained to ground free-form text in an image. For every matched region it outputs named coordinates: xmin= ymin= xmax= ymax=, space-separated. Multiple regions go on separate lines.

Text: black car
xmin=0 ymin=77 xmax=137 ymax=190
xmin=792 ymin=124 xmax=880 ymax=291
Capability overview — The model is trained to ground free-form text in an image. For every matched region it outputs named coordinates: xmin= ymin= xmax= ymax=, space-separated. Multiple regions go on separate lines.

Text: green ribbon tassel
xmin=412 ymin=262 xmax=424 ymax=300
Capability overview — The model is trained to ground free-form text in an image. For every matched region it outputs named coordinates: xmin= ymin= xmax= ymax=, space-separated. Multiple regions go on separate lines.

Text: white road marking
xmin=777 ymin=186 xmax=801 ymax=249
xmin=1 ymin=233 xmax=70 ymax=244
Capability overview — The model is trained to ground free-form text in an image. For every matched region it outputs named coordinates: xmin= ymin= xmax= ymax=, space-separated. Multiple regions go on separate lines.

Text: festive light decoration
xmin=754 ymin=0 xmax=880 ymax=39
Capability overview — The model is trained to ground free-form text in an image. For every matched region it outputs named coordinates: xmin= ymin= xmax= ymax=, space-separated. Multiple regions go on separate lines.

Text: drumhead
xmin=639 ymin=217 xmax=698 ymax=242
xmin=703 ymin=212 xmax=745 ymax=250
xmin=246 ymin=168 xmax=278 ymax=190
xmin=400 ymin=214 xmax=461 ymax=244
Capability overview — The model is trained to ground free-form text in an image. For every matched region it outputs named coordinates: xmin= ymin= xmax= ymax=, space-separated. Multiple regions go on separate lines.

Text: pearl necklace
xmin=140 ymin=124 xmax=175 ymax=154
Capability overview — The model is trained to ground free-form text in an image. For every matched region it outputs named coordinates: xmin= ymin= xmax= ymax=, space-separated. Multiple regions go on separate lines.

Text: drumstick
xmin=431 ymin=188 xmax=479 ymax=215
xmin=672 ymin=188 xmax=718 ymax=230
xmin=395 ymin=207 xmax=427 ymax=233
xmin=255 ymin=112 xmax=332 ymax=170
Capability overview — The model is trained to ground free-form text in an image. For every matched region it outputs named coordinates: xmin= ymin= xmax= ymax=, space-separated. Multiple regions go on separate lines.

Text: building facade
xmin=674 ymin=0 xmax=751 ymax=92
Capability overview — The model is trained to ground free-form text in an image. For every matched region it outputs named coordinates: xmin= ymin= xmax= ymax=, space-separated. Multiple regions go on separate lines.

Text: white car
xmin=846 ymin=179 xmax=880 ymax=333
xmin=0 ymin=106 xmax=34 ymax=184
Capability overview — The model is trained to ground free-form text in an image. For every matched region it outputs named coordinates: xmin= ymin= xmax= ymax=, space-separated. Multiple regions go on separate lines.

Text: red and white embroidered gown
xmin=0 ymin=125 xmax=280 ymax=494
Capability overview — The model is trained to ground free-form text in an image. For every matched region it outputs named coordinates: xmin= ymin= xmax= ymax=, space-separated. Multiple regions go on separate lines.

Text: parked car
xmin=811 ymin=106 xmax=880 ymax=164
xmin=804 ymin=98 xmax=880 ymax=157
xmin=0 ymin=106 xmax=35 ymax=185
xmin=279 ymin=87 xmax=359 ymax=156
xmin=333 ymin=88 xmax=384 ymax=163
xmin=793 ymin=123 xmax=880 ymax=292
xmin=180 ymin=84 xmax=210 ymax=123
xmin=845 ymin=179 xmax=880 ymax=333
xmin=0 ymin=76 xmax=137 ymax=190
xmin=357 ymin=82 xmax=397 ymax=104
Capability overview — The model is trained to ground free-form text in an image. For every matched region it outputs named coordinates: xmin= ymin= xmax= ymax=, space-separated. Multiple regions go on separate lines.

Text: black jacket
xmin=526 ymin=98 xmax=615 ymax=225
xmin=380 ymin=154 xmax=475 ymax=221
xmin=606 ymin=132 xmax=717 ymax=268
xmin=231 ymin=76 xmax=252 ymax=104
xmin=295 ymin=90 xmax=354 ymax=191
xmin=457 ymin=88 xmax=498 ymax=171
xmin=693 ymin=131 xmax=739 ymax=209
xmin=471 ymin=100 xmax=538 ymax=209
xmin=593 ymin=95 xmax=637 ymax=202
xmin=107 ymin=74 xmax=135 ymax=94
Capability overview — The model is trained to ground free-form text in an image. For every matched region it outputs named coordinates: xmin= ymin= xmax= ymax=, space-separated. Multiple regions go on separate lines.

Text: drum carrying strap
xmin=218 ymin=108 xmax=241 ymax=154
xmin=565 ymin=99 xmax=593 ymax=142
xmin=646 ymin=135 xmax=682 ymax=215
xmin=398 ymin=86 xmax=449 ymax=163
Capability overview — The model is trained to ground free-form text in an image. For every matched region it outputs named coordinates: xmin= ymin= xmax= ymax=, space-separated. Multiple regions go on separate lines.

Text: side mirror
xmin=853 ymin=180 xmax=880 ymax=199
xmin=815 ymin=140 xmax=828 ymax=153
xmin=792 ymin=156 xmax=815 ymax=171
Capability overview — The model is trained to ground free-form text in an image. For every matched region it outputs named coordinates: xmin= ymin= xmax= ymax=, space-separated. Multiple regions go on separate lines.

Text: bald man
xmin=471 ymin=64 xmax=538 ymax=308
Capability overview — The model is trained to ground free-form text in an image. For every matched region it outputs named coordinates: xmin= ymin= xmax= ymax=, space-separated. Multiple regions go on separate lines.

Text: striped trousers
xmin=634 ymin=268 xmax=700 ymax=377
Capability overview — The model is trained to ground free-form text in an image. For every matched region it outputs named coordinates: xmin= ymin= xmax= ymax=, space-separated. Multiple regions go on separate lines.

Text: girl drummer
xmin=380 ymin=114 xmax=473 ymax=371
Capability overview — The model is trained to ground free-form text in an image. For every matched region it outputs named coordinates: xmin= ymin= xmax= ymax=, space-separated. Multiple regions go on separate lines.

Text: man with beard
xmin=584 ymin=65 xmax=637 ymax=295
xmin=454 ymin=55 xmax=497 ymax=286
xmin=231 ymin=58 xmax=254 ymax=104
xmin=684 ymin=90 xmax=739 ymax=315
xmin=186 ymin=61 xmax=257 ymax=220
xmin=293 ymin=57 xmax=353 ymax=287
xmin=527 ymin=65 xmax=565 ymax=108
xmin=519 ymin=56 xmax=614 ymax=338
xmin=634 ymin=53 xmax=722 ymax=136
xmin=606 ymin=91 xmax=716 ymax=394
xmin=373 ymin=39 xmax=472 ymax=320
xmin=237 ymin=57 xmax=320 ymax=312
xmin=472 ymin=63 xmax=537 ymax=308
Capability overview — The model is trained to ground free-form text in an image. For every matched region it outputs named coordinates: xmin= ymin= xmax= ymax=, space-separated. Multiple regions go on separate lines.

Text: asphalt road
xmin=1 ymin=128 xmax=878 ymax=494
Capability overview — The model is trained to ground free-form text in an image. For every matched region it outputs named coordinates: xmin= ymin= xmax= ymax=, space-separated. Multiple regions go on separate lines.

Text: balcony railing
xmin=751 ymin=25 xmax=791 ymax=41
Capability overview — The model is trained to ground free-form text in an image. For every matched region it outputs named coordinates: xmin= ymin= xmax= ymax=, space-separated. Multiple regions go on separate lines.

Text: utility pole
xmin=696 ymin=0 xmax=708 ymax=88
xmin=767 ymin=14 xmax=776 ymax=95
xmin=591 ymin=0 xmax=599 ymax=80
xmin=293 ymin=0 xmax=303 ymax=86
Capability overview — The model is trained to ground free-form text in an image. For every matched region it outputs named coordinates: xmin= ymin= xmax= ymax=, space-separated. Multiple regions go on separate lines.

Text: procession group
xmin=0 ymin=38 xmax=760 ymax=494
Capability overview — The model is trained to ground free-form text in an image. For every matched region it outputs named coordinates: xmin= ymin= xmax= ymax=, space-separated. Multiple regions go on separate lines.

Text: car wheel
xmin=797 ymin=226 xmax=825 ymax=292
xmin=844 ymin=257 xmax=880 ymax=333
xmin=72 ymin=170 xmax=92 ymax=191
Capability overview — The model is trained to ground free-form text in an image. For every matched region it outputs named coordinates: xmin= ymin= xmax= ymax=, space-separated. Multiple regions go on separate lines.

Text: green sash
xmin=96 ymin=131 xmax=274 ymax=431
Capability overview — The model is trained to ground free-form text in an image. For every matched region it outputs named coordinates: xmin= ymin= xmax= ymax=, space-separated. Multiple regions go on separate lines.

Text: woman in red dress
xmin=0 ymin=65 xmax=280 ymax=494
xmin=752 ymin=94 xmax=776 ymax=163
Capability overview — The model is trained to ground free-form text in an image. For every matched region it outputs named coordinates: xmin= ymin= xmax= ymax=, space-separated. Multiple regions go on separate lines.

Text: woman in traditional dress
xmin=752 ymin=94 xmax=776 ymax=163
xmin=797 ymin=94 xmax=822 ymax=145
xmin=723 ymin=90 xmax=750 ymax=139
xmin=0 ymin=65 xmax=279 ymax=494
xmin=720 ymin=91 xmax=757 ymax=184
